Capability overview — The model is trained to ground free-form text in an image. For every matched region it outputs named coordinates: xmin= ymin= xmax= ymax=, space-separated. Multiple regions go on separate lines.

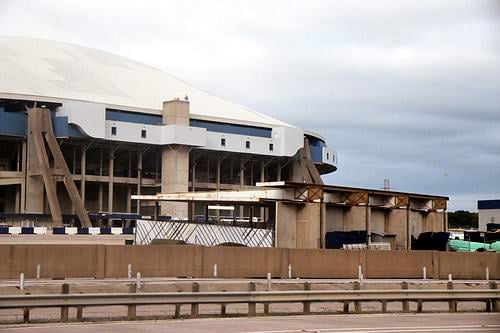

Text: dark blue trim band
xmin=478 ymin=200 xmax=500 ymax=210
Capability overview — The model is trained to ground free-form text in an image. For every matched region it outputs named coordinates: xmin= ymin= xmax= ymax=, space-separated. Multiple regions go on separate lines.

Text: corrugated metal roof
xmin=0 ymin=36 xmax=293 ymax=128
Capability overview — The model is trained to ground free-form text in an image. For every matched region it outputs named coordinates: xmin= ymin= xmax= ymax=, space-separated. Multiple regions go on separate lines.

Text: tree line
xmin=448 ymin=210 xmax=478 ymax=229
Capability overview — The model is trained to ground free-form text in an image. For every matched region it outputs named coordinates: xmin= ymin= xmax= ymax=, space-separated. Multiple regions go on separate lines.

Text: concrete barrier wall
xmin=201 ymin=247 xmax=283 ymax=278
xmin=438 ymin=252 xmax=500 ymax=280
xmin=366 ymin=250 xmax=434 ymax=279
xmin=0 ymin=245 xmax=101 ymax=279
xmin=289 ymin=249 xmax=361 ymax=278
xmin=0 ymin=245 xmax=498 ymax=279
xmin=104 ymin=245 xmax=202 ymax=278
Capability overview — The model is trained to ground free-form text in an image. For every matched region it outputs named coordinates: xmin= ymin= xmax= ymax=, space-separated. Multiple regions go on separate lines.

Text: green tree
xmin=448 ymin=210 xmax=478 ymax=229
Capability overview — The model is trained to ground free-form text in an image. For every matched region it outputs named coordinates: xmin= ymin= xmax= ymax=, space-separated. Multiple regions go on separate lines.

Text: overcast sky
xmin=1 ymin=0 xmax=499 ymax=211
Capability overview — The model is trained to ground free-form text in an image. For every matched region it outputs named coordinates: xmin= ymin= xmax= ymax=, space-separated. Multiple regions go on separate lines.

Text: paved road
xmin=1 ymin=313 xmax=499 ymax=333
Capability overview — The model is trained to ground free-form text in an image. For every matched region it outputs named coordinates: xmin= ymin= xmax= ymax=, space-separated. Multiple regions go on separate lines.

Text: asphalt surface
xmin=1 ymin=313 xmax=499 ymax=333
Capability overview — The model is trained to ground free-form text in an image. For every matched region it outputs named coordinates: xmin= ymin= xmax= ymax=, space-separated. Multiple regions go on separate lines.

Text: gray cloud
xmin=1 ymin=0 xmax=499 ymax=211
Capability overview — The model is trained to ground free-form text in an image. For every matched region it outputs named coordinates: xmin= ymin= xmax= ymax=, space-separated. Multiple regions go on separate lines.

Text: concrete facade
xmin=137 ymin=182 xmax=448 ymax=250
xmin=478 ymin=200 xmax=500 ymax=231
xmin=161 ymin=100 xmax=190 ymax=218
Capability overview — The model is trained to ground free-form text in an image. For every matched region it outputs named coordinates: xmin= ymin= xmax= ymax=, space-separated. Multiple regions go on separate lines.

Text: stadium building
xmin=0 ymin=37 xmax=447 ymax=249
xmin=0 ymin=37 xmax=335 ymax=221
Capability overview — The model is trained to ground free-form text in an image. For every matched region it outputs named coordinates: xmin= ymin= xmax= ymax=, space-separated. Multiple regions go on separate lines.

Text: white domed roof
xmin=0 ymin=37 xmax=291 ymax=128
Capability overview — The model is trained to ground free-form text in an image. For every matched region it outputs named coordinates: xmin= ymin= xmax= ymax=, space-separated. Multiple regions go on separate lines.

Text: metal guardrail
xmin=1 ymin=290 xmax=499 ymax=308
xmin=1 ymin=287 xmax=498 ymax=323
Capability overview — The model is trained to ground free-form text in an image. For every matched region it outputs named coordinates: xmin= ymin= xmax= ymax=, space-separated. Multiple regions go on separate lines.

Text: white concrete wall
xmin=273 ymin=126 xmax=303 ymax=157
xmin=479 ymin=209 xmax=500 ymax=231
xmin=322 ymin=147 xmax=337 ymax=167
xmin=57 ymin=100 xmax=106 ymax=138
xmin=56 ymin=100 xmax=338 ymax=164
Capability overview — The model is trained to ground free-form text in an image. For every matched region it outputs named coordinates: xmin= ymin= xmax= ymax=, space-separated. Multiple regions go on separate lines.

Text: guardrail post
xmin=248 ymin=282 xmax=256 ymax=317
xmin=485 ymin=266 xmax=489 ymax=281
xmin=288 ymin=264 xmax=292 ymax=279
xmin=343 ymin=301 xmax=349 ymax=313
xmin=23 ymin=307 xmax=30 ymax=323
xmin=60 ymin=283 xmax=69 ymax=322
xmin=423 ymin=266 xmax=426 ymax=280
xmin=220 ymin=303 xmax=227 ymax=316
xmin=76 ymin=306 xmax=83 ymax=322
xmin=353 ymin=282 xmax=361 ymax=314
xmin=36 ymin=264 xmax=41 ymax=280
xmin=263 ymin=302 xmax=270 ymax=315
xmin=127 ymin=264 xmax=132 ymax=279
xmin=488 ymin=281 xmax=497 ymax=312
xmin=417 ymin=300 xmax=423 ymax=313
xmin=401 ymin=282 xmax=409 ymax=313
xmin=127 ymin=283 xmax=137 ymax=320
xmin=447 ymin=281 xmax=457 ymax=312
xmin=213 ymin=264 xmax=218 ymax=278
xmin=174 ymin=303 xmax=181 ymax=319
xmin=381 ymin=300 xmax=387 ymax=313
xmin=191 ymin=282 xmax=199 ymax=318
xmin=303 ymin=282 xmax=311 ymax=315
xmin=263 ymin=278 xmax=270 ymax=315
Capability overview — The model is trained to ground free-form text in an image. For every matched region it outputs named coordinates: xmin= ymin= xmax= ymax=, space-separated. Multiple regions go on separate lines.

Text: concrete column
xmin=25 ymin=128 xmax=44 ymax=213
xmin=443 ymin=209 xmax=448 ymax=232
xmin=405 ymin=206 xmax=410 ymax=250
xmin=16 ymin=142 xmax=21 ymax=171
xmin=240 ymin=160 xmax=245 ymax=218
xmin=320 ymin=202 xmax=326 ymax=248
xmin=250 ymin=162 xmax=254 ymax=186
xmin=161 ymin=146 xmax=189 ymax=218
xmin=15 ymin=142 xmax=22 ymax=212
xmin=108 ymin=149 xmax=114 ymax=214
xmin=136 ymin=151 xmax=142 ymax=214
xmin=80 ymin=147 xmax=86 ymax=206
xmin=215 ymin=158 xmax=221 ymax=220
xmin=191 ymin=159 xmax=196 ymax=219
xmin=216 ymin=159 xmax=221 ymax=191
xmin=126 ymin=186 xmax=132 ymax=213
xmin=155 ymin=153 xmax=159 ymax=183
xmin=261 ymin=163 xmax=266 ymax=222
xmin=14 ymin=186 xmax=20 ymax=214
xmin=260 ymin=161 xmax=265 ymax=182
xmin=20 ymin=141 xmax=26 ymax=213
xmin=126 ymin=152 xmax=132 ymax=216
xmin=365 ymin=203 xmax=371 ymax=245
xmin=160 ymin=99 xmax=190 ymax=219
xmin=384 ymin=209 xmax=390 ymax=233
xmin=277 ymin=161 xmax=282 ymax=181
xmin=98 ymin=184 xmax=103 ymax=212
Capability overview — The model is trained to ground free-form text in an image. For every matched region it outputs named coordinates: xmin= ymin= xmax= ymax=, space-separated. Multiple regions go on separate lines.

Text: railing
xmin=1 ymin=283 xmax=498 ymax=323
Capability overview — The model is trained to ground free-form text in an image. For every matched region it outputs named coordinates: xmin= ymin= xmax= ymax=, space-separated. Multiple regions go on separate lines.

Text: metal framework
xmin=135 ymin=219 xmax=274 ymax=247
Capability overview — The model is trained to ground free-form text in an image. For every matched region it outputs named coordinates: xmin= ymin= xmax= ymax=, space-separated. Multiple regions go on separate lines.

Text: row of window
xmin=111 ymin=126 xmax=147 ymax=139
xmin=221 ymin=138 xmax=274 ymax=152
xmin=110 ymin=126 xmax=275 ymax=152
xmin=326 ymin=152 xmax=336 ymax=163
